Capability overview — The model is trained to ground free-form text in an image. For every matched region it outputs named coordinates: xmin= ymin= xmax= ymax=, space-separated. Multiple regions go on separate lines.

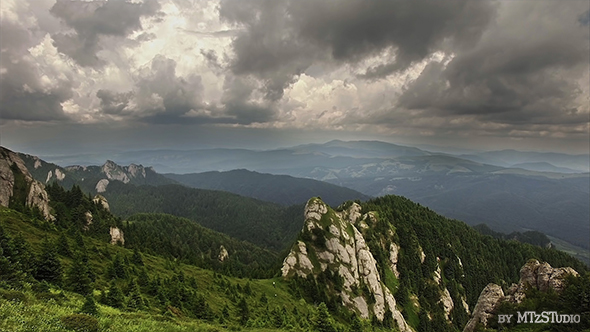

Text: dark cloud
xmin=96 ymin=90 xmax=134 ymax=115
xmin=221 ymin=76 xmax=276 ymax=124
xmin=50 ymin=0 xmax=161 ymax=67
xmin=0 ymin=20 xmax=70 ymax=122
xmin=397 ymin=1 xmax=589 ymax=130
xmin=219 ymin=0 xmax=495 ymax=99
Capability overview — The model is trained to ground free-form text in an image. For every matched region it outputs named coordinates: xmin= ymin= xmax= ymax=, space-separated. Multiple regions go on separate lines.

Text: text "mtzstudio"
xmin=498 ymin=311 xmax=581 ymax=324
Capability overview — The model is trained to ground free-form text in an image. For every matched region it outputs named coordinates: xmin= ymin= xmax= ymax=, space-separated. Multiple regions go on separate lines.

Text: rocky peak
xmin=282 ymin=198 xmax=411 ymax=332
xmin=101 ymin=160 xmax=130 ymax=183
xmin=463 ymin=260 xmax=579 ymax=332
xmin=0 ymin=147 xmax=54 ymax=221
xmin=93 ymin=194 xmax=110 ymax=211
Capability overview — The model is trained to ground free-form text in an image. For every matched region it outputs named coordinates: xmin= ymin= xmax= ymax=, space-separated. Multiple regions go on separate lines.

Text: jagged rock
xmin=463 ymin=284 xmax=504 ymax=332
xmin=218 ymin=245 xmax=229 ymax=262
xmin=463 ymin=260 xmax=579 ymax=332
xmin=96 ymin=179 xmax=109 ymax=193
xmin=46 ymin=170 xmax=53 ymax=183
xmin=0 ymin=147 xmax=54 ymax=220
xmin=389 ymin=242 xmax=400 ymax=278
xmin=281 ymin=198 xmax=411 ymax=332
xmin=93 ymin=194 xmax=110 ymax=211
xmin=102 ymin=160 xmax=130 ymax=183
xmin=33 ymin=157 xmax=42 ymax=169
xmin=110 ymin=227 xmax=125 ymax=245
xmin=127 ymin=164 xmax=147 ymax=178
xmin=84 ymin=211 xmax=93 ymax=230
xmin=510 ymin=259 xmax=579 ymax=302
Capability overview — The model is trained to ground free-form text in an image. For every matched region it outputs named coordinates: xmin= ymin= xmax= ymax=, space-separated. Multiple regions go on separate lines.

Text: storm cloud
xmin=1 ymin=0 xmax=588 ymax=154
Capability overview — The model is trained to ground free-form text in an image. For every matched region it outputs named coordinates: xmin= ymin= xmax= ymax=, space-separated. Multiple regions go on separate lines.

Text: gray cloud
xmin=0 ymin=19 xmax=70 ymax=122
xmin=221 ymin=76 xmax=276 ymax=124
xmin=49 ymin=0 xmax=161 ymax=67
xmin=397 ymin=1 xmax=589 ymax=131
xmin=219 ymin=0 xmax=495 ymax=100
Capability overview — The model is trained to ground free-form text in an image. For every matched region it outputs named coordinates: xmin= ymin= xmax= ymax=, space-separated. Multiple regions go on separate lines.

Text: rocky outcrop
xmin=463 ymin=260 xmax=578 ymax=332
xmin=110 ymin=227 xmax=125 ymax=245
xmin=282 ymin=198 xmax=411 ymax=332
xmin=92 ymin=194 xmax=110 ymax=211
xmin=102 ymin=160 xmax=130 ymax=183
xmin=0 ymin=147 xmax=54 ymax=220
xmin=96 ymin=179 xmax=109 ymax=193
xmin=218 ymin=245 xmax=229 ymax=262
xmin=463 ymin=284 xmax=505 ymax=332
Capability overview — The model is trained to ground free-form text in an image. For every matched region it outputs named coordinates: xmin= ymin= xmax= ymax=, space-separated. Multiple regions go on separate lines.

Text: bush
xmin=60 ymin=314 xmax=99 ymax=332
xmin=0 ymin=289 xmax=27 ymax=303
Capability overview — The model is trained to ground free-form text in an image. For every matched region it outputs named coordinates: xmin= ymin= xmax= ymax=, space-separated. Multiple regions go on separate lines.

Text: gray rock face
xmin=110 ymin=227 xmax=125 ymax=245
xmin=463 ymin=284 xmax=505 ymax=332
xmin=95 ymin=179 xmax=110 ymax=193
xmin=0 ymin=147 xmax=54 ymax=220
xmin=102 ymin=160 xmax=130 ymax=183
xmin=218 ymin=245 xmax=229 ymax=262
xmin=463 ymin=260 xmax=579 ymax=332
xmin=281 ymin=198 xmax=411 ymax=332
xmin=92 ymin=194 xmax=110 ymax=211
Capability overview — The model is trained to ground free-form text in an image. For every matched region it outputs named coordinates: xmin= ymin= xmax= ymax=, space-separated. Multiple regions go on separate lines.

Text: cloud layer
xmin=1 ymin=0 xmax=588 ymax=152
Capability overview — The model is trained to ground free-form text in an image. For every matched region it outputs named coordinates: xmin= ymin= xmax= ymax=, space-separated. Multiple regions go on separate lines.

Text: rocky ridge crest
xmin=463 ymin=259 xmax=579 ymax=332
xmin=282 ymin=198 xmax=412 ymax=332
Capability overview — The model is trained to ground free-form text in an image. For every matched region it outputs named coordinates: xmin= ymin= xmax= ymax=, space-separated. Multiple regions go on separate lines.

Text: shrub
xmin=0 ymin=289 xmax=27 ymax=303
xmin=60 ymin=313 xmax=99 ymax=332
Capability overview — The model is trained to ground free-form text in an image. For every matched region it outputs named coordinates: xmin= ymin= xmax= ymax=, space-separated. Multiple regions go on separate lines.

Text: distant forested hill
xmin=102 ymin=181 xmax=304 ymax=251
xmin=165 ymin=169 xmax=370 ymax=206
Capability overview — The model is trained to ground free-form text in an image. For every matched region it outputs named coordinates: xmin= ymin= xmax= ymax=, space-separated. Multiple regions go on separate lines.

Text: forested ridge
xmin=1 ymin=178 xmax=588 ymax=331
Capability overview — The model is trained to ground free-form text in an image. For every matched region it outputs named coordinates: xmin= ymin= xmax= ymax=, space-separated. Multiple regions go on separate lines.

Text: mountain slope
xmin=282 ymin=197 xmax=587 ymax=331
xmin=165 ymin=169 xmax=370 ymax=206
xmin=101 ymin=181 xmax=304 ymax=251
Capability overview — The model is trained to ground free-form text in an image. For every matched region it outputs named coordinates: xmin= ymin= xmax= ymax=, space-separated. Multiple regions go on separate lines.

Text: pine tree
xmin=238 ymin=297 xmax=249 ymax=325
xmin=314 ymin=302 xmax=336 ymax=332
xmin=34 ymin=238 xmax=63 ymax=285
xmin=131 ymin=248 xmax=144 ymax=266
xmin=106 ymin=281 xmax=125 ymax=308
xmin=126 ymin=279 xmax=145 ymax=310
xmin=56 ymin=232 xmax=72 ymax=257
xmin=79 ymin=294 xmax=99 ymax=316
xmin=65 ymin=253 xmax=92 ymax=295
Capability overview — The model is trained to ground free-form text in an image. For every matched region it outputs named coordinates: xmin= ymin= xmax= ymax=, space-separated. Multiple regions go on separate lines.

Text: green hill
xmin=164 ymin=169 xmax=370 ymax=206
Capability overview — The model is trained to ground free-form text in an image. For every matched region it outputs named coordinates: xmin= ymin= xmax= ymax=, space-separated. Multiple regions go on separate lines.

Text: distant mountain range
xmin=23 ymin=140 xmax=590 ymax=251
xmin=165 ymin=169 xmax=370 ymax=206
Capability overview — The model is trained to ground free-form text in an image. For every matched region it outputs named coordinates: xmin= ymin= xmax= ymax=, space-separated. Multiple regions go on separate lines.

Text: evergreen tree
xmin=350 ymin=313 xmax=364 ymax=332
xmin=238 ymin=297 xmax=249 ymax=325
xmin=126 ymin=279 xmax=146 ymax=310
xmin=79 ymin=294 xmax=99 ymax=316
xmin=56 ymin=232 xmax=72 ymax=257
xmin=314 ymin=302 xmax=336 ymax=332
xmin=131 ymin=248 xmax=144 ymax=266
xmin=106 ymin=281 xmax=125 ymax=308
xmin=34 ymin=238 xmax=62 ymax=285
xmin=65 ymin=253 xmax=93 ymax=295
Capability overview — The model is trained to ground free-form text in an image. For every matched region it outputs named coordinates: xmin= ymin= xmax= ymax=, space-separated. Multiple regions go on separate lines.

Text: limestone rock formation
xmin=0 ymin=147 xmax=54 ymax=220
xmin=92 ymin=194 xmax=110 ymax=211
xmin=463 ymin=260 xmax=578 ymax=332
xmin=218 ymin=245 xmax=229 ymax=262
xmin=102 ymin=160 xmax=131 ymax=183
xmin=95 ymin=179 xmax=109 ymax=193
xmin=281 ymin=198 xmax=411 ymax=332
xmin=110 ymin=227 xmax=125 ymax=245
xmin=463 ymin=284 xmax=505 ymax=332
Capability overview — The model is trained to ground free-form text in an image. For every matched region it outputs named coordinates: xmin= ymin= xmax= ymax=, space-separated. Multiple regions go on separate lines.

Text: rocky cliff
xmin=0 ymin=147 xmax=54 ymax=220
xmin=282 ymin=198 xmax=412 ymax=331
xmin=463 ymin=259 xmax=579 ymax=332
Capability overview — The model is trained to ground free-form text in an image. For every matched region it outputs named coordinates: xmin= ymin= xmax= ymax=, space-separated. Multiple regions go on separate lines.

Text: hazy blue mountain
xmin=165 ymin=169 xmax=370 ymax=206
xmin=291 ymin=139 xmax=430 ymax=158
xmin=458 ymin=149 xmax=590 ymax=173
xmin=509 ymin=161 xmax=580 ymax=173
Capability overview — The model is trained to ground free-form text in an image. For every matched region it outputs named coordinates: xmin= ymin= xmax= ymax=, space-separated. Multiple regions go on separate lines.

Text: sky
xmin=1 ymin=0 xmax=589 ymax=156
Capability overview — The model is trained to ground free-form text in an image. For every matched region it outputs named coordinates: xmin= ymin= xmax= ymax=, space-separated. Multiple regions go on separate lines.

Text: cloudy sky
xmin=1 ymin=0 xmax=589 ymax=156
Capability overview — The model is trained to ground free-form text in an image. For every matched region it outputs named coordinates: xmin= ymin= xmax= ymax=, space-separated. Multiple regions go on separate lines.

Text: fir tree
xmin=238 ymin=297 xmax=249 ymax=325
xmin=126 ymin=279 xmax=146 ymax=310
xmin=34 ymin=238 xmax=62 ymax=285
xmin=65 ymin=253 xmax=93 ymax=295
xmin=55 ymin=232 xmax=72 ymax=257
xmin=79 ymin=294 xmax=99 ymax=316
xmin=131 ymin=248 xmax=144 ymax=266
xmin=106 ymin=281 xmax=125 ymax=308
xmin=314 ymin=302 xmax=336 ymax=332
